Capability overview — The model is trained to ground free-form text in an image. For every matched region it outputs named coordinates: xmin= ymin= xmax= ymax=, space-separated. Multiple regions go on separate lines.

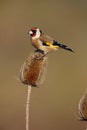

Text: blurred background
xmin=0 ymin=0 xmax=87 ymax=130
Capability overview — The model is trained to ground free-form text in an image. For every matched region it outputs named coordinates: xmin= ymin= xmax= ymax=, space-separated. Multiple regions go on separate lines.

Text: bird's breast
xmin=32 ymin=39 xmax=42 ymax=49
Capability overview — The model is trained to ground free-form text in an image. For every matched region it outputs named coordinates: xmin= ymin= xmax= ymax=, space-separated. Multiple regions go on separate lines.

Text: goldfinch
xmin=28 ymin=27 xmax=74 ymax=54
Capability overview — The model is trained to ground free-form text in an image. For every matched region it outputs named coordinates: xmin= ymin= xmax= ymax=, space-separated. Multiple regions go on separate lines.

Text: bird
xmin=28 ymin=27 xmax=74 ymax=55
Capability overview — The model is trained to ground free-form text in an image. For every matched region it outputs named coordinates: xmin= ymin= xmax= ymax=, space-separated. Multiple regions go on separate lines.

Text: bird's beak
xmin=29 ymin=30 xmax=33 ymax=35
xmin=27 ymin=30 xmax=33 ymax=35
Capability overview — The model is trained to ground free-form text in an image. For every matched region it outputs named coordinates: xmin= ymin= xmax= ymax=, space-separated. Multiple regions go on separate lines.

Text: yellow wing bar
xmin=46 ymin=42 xmax=59 ymax=48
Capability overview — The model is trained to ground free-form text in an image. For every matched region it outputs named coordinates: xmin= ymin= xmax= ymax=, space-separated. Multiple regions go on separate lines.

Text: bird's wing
xmin=40 ymin=34 xmax=74 ymax=52
xmin=39 ymin=34 xmax=60 ymax=48
xmin=40 ymin=34 xmax=54 ymax=45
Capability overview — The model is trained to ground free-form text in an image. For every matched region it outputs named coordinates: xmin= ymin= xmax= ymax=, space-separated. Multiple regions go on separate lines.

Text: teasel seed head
xmin=20 ymin=52 xmax=48 ymax=87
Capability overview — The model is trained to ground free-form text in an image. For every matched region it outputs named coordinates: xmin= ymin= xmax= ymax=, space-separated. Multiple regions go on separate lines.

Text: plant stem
xmin=26 ymin=85 xmax=32 ymax=130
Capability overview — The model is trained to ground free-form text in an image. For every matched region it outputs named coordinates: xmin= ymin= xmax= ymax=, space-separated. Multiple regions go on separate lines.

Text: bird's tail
xmin=53 ymin=41 xmax=74 ymax=52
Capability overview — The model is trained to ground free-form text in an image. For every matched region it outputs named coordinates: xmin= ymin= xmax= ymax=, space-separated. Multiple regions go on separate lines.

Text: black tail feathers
xmin=53 ymin=41 xmax=74 ymax=52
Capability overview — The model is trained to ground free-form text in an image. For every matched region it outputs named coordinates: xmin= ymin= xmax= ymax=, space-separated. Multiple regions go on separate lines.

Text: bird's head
xmin=29 ymin=27 xmax=42 ymax=39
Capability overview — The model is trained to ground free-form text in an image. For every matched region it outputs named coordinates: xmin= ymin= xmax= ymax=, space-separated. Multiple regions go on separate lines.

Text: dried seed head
xmin=20 ymin=52 xmax=48 ymax=87
xmin=78 ymin=91 xmax=87 ymax=120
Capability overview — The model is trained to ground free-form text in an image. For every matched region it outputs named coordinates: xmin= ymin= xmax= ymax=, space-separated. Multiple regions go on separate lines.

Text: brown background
xmin=0 ymin=0 xmax=87 ymax=130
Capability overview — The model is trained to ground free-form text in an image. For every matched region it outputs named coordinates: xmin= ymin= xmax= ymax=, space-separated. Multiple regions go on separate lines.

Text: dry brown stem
xmin=20 ymin=52 xmax=48 ymax=130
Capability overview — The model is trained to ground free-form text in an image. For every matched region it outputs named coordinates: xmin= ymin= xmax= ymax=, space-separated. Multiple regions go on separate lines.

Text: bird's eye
xmin=32 ymin=30 xmax=36 ymax=33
